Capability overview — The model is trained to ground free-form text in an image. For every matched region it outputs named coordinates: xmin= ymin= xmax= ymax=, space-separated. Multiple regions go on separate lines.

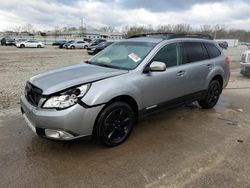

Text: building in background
xmin=0 ymin=29 xmax=123 ymax=44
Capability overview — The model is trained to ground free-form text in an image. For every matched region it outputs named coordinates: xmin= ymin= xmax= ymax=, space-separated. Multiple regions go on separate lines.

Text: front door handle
xmin=177 ymin=70 xmax=186 ymax=77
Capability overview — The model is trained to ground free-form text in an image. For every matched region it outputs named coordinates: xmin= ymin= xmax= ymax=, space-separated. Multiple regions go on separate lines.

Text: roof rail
xmin=127 ymin=32 xmax=173 ymax=39
xmin=167 ymin=33 xmax=213 ymax=40
xmin=127 ymin=32 xmax=213 ymax=40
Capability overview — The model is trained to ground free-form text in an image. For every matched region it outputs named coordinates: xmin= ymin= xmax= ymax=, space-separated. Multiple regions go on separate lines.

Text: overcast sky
xmin=1 ymin=0 xmax=250 ymax=31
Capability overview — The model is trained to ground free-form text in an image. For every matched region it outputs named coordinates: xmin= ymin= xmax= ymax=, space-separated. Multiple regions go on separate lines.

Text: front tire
xmin=70 ymin=46 xmax=75 ymax=49
xmin=20 ymin=44 xmax=25 ymax=48
xmin=37 ymin=45 xmax=41 ymax=48
xmin=95 ymin=102 xmax=135 ymax=147
xmin=198 ymin=80 xmax=222 ymax=109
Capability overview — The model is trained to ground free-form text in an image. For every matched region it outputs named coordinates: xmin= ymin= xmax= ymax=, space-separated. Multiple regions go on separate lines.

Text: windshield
xmin=89 ymin=41 xmax=155 ymax=70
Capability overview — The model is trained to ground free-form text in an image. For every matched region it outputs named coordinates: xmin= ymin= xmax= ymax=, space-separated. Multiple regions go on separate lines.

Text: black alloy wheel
xmin=96 ymin=102 xmax=135 ymax=147
xmin=199 ymin=80 xmax=222 ymax=109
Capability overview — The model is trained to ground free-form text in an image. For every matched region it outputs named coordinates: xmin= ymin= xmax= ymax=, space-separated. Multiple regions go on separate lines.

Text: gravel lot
xmin=0 ymin=45 xmax=250 ymax=188
xmin=0 ymin=46 xmax=91 ymax=110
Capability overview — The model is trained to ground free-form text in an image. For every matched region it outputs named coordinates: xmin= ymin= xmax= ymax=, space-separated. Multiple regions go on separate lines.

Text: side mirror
xmin=149 ymin=61 xmax=166 ymax=72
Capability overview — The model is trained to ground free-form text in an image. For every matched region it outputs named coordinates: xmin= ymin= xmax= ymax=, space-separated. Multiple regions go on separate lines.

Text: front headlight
xmin=42 ymin=83 xmax=91 ymax=109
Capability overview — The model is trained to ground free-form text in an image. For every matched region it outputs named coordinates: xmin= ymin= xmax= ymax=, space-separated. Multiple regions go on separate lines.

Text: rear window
xmin=182 ymin=42 xmax=209 ymax=64
xmin=204 ymin=43 xmax=221 ymax=58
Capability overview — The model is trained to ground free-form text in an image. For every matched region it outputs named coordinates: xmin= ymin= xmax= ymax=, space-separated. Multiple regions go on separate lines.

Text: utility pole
xmin=80 ymin=17 xmax=84 ymax=38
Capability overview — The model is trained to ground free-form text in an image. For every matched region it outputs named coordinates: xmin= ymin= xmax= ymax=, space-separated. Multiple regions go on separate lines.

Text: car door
xmin=75 ymin=41 xmax=80 ymax=48
xmin=25 ymin=40 xmax=32 ymax=47
xmin=180 ymin=41 xmax=211 ymax=94
xmin=30 ymin=41 xmax=36 ymax=48
xmin=138 ymin=42 xmax=187 ymax=109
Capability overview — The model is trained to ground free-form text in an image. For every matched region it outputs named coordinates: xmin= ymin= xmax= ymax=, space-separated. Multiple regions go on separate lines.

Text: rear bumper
xmin=20 ymin=95 xmax=104 ymax=140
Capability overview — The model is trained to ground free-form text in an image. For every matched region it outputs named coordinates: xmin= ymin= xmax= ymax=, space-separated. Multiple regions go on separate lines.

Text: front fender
xmin=82 ymin=76 xmax=143 ymax=109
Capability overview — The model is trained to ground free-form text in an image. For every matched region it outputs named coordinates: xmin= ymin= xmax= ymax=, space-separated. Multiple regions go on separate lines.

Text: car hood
xmin=29 ymin=63 xmax=128 ymax=95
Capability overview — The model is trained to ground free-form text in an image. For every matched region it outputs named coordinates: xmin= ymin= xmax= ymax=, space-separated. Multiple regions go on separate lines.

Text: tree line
xmin=9 ymin=23 xmax=250 ymax=42
xmin=122 ymin=24 xmax=250 ymax=42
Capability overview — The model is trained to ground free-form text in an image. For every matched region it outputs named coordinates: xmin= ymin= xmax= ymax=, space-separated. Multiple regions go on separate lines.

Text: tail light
xmin=225 ymin=57 xmax=230 ymax=64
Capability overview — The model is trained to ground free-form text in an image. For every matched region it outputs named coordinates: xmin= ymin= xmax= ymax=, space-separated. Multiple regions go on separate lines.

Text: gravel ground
xmin=0 ymin=46 xmax=91 ymax=110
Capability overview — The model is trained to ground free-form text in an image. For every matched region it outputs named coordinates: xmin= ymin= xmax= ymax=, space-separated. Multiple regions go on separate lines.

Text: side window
xmin=182 ymin=42 xmax=209 ymax=64
xmin=151 ymin=43 xmax=181 ymax=68
xmin=204 ymin=43 xmax=221 ymax=58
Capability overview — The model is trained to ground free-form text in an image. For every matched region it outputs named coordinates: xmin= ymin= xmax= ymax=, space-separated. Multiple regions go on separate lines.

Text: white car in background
xmin=240 ymin=50 xmax=250 ymax=76
xmin=67 ymin=41 xmax=89 ymax=49
xmin=16 ymin=39 xmax=45 ymax=48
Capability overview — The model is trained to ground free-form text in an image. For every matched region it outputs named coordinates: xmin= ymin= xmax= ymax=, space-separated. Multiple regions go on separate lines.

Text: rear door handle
xmin=177 ymin=70 xmax=186 ymax=77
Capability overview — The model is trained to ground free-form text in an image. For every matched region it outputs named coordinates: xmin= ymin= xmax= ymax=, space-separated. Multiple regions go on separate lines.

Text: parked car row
xmin=1 ymin=37 xmax=45 ymax=48
xmin=54 ymin=39 xmax=114 ymax=54
xmin=1 ymin=37 xmax=117 ymax=54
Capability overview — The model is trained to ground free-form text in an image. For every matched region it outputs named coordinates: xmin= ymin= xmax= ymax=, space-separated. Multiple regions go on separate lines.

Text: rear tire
xmin=70 ymin=46 xmax=75 ymax=49
xmin=198 ymin=80 xmax=222 ymax=109
xmin=20 ymin=44 xmax=25 ymax=48
xmin=95 ymin=102 xmax=135 ymax=147
xmin=37 ymin=45 xmax=41 ymax=48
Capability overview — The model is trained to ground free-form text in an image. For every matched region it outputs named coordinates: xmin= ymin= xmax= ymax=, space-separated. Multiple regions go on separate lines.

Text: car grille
xmin=246 ymin=66 xmax=250 ymax=71
xmin=25 ymin=82 xmax=43 ymax=106
xmin=241 ymin=54 xmax=246 ymax=63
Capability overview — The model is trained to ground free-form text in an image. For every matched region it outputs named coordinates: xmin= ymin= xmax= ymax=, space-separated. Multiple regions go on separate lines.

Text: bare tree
xmin=200 ymin=25 xmax=212 ymax=34
xmin=157 ymin=24 xmax=173 ymax=33
xmin=22 ymin=23 xmax=34 ymax=33
xmin=172 ymin=24 xmax=192 ymax=33
xmin=100 ymin=26 xmax=115 ymax=33
xmin=12 ymin=26 xmax=23 ymax=34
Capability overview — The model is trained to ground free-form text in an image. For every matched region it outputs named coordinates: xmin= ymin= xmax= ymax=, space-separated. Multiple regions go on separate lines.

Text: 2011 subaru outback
xmin=20 ymin=33 xmax=230 ymax=147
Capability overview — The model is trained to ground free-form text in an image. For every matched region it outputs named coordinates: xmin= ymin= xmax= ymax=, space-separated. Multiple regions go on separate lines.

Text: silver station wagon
xmin=21 ymin=33 xmax=230 ymax=147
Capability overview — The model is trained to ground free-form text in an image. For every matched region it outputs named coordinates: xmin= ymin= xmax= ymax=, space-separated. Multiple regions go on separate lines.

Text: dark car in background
xmin=52 ymin=40 xmax=66 ymax=46
xmin=88 ymin=39 xmax=106 ymax=48
xmin=87 ymin=41 xmax=114 ymax=55
xmin=1 ymin=37 xmax=16 ymax=46
xmin=84 ymin=38 xmax=92 ymax=43
xmin=218 ymin=41 xmax=228 ymax=50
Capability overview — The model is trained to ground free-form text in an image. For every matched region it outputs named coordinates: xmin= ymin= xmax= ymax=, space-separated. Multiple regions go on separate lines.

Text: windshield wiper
xmin=98 ymin=64 xmax=116 ymax=69
xmin=90 ymin=62 xmax=128 ymax=70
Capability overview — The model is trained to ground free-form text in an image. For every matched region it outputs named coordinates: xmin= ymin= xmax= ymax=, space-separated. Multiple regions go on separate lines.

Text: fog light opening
xmin=45 ymin=129 xmax=74 ymax=139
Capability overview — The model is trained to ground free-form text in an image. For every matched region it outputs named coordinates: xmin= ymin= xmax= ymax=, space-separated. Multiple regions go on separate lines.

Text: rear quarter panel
xmin=205 ymin=53 xmax=230 ymax=89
